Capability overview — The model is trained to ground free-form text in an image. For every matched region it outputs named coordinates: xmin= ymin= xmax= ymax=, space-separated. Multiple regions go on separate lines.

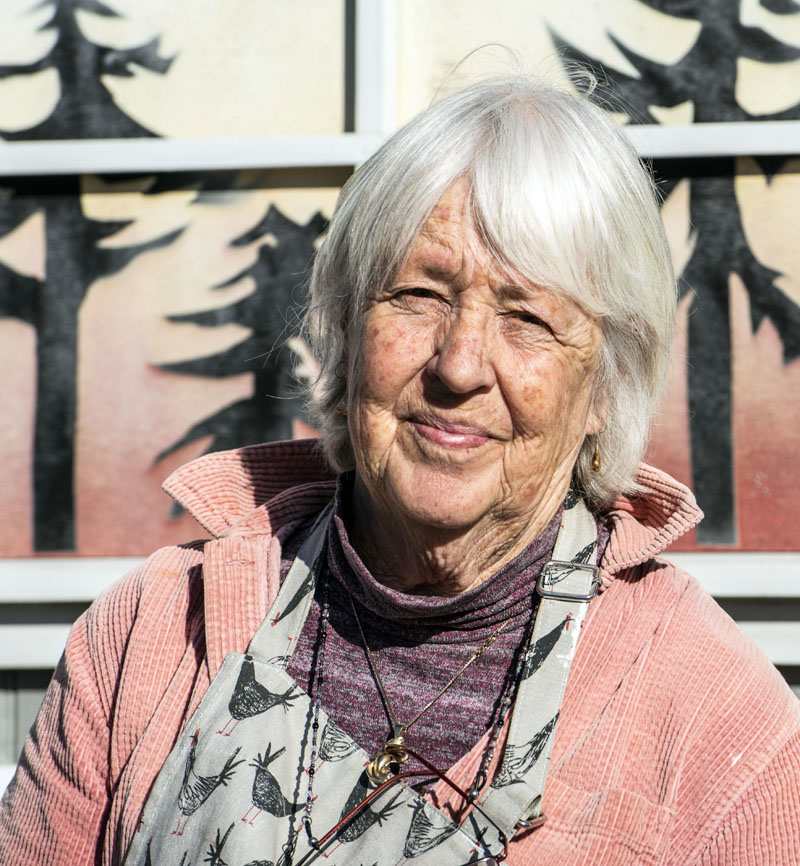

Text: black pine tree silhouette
xmin=0 ymin=178 xmax=182 ymax=550
xmin=0 ymin=196 xmax=40 ymax=325
xmin=553 ymin=0 xmax=800 ymax=543
xmin=156 ymin=206 xmax=327 ymax=467
xmin=0 ymin=0 xmax=174 ymax=140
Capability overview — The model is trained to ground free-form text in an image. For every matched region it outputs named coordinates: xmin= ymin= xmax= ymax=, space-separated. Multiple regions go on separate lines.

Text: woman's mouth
xmin=409 ymin=415 xmax=493 ymax=449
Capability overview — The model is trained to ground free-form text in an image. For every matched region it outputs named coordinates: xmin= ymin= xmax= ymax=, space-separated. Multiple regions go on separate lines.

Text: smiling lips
xmin=410 ymin=414 xmax=495 ymax=449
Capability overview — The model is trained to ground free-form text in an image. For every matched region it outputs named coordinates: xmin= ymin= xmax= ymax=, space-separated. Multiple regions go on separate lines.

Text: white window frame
xmin=1 ymin=552 xmax=799 ymax=671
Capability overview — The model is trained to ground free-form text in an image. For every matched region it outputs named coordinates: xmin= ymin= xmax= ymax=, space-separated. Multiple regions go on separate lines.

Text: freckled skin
xmin=347 ymin=179 xmax=604 ymax=596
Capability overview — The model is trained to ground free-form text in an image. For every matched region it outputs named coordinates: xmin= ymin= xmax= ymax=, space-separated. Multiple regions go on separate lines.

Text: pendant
xmin=365 ymin=724 xmax=410 ymax=786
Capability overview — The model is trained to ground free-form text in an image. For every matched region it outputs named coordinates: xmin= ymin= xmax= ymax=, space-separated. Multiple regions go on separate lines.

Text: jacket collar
xmin=163 ymin=439 xmax=702 ymax=583
xmin=163 ymin=439 xmax=337 ymax=539
xmin=599 ymin=463 xmax=702 ymax=586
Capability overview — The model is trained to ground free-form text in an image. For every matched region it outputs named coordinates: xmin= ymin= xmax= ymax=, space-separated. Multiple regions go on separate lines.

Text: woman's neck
xmin=348 ymin=475 xmax=566 ymax=596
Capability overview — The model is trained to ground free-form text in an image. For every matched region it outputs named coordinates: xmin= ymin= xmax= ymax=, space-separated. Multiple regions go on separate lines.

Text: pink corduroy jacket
xmin=1 ymin=440 xmax=799 ymax=865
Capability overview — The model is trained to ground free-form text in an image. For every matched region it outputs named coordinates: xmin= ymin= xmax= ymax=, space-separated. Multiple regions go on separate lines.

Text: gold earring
xmin=591 ymin=438 xmax=601 ymax=472
xmin=335 ymin=405 xmax=348 ymax=417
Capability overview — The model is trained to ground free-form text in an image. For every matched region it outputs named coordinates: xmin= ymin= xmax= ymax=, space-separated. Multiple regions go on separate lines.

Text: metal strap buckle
xmin=536 ymin=560 xmax=601 ymax=601
xmin=515 ymin=812 xmax=547 ymax=831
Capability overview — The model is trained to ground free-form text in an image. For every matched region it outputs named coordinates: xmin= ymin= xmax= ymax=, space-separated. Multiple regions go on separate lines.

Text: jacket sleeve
xmin=695 ymin=730 xmax=800 ymax=866
xmin=0 ymin=565 xmax=146 ymax=866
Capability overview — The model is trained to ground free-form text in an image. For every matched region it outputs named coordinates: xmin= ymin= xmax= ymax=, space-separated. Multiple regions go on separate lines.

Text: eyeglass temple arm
xmin=294 ymin=744 xmax=507 ymax=865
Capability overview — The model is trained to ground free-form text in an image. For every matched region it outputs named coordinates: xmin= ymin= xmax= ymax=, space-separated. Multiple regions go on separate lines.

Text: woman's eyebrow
xmin=495 ymin=283 xmax=542 ymax=302
xmin=420 ymin=261 xmax=459 ymax=280
xmin=405 ymin=250 xmax=460 ymax=282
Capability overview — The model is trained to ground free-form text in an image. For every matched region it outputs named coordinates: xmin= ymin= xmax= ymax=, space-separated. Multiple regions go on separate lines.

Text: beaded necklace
xmin=302 ymin=564 xmax=331 ymax=849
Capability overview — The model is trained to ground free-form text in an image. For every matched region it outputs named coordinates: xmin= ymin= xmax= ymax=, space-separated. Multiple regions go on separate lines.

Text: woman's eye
xmin=510 ymin=311 xmax=551 ymax=331
xmin=390 ymin=287 xmax=442 ymax=307
xmin=401 ymin=288 xmax=438 ymax=299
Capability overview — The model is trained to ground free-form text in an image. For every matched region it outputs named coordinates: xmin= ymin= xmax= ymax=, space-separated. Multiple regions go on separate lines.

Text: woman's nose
xmin=426 ymin=310 xmax=495 ymax=394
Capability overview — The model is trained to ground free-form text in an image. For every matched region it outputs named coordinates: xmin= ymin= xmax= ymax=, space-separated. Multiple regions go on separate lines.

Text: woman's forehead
xmin=427 ymin=177 xmax=471 ymax=224
xmin=410 ymin=182 xmax=490 ymax=271
xmin=408 ymin=205 xmax=530 ymax=289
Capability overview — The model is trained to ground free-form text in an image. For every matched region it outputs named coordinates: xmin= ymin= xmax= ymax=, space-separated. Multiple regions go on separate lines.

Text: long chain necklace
xmin=302 ymin=567 xmax=531 ymax=850
xmin=302 ymin=565 xmax=331 ymax=850
xmin=464 ymin=605 xmax=534 ymax=802
xmin=346 ymin=591 xmax=513 ymax=787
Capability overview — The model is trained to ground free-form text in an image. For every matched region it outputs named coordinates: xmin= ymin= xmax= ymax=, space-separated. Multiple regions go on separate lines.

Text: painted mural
xmin=0 ymin=0 xmax=344 ymax=139
xmin=1 ymin=0 xmax=799 ymax=554
xmin=0 ymin=175 xmax=339 ymax=555
xmin=553 ymin=0 xmax=800 ymax=546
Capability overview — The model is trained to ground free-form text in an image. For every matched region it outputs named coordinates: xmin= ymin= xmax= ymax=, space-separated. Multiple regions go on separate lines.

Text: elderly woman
xmin=2 ymin=77 xmax=799 ymax=866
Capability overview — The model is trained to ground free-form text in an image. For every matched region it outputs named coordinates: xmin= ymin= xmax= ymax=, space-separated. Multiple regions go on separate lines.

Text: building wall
xmin=1 ymin=0 xmax=798 ymax=781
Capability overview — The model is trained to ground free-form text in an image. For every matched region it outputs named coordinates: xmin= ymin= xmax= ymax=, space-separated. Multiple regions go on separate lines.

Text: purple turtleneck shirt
xmin=285 ymin=474 xmax=608 ymax=779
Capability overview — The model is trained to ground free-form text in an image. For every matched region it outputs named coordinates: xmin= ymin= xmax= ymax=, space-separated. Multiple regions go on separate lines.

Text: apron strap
xmin=248 ymin=500 xmax=334 ymax=665
xmin=247 ymin=491 xmax=598 ymax=844
xmin=472 ymin=493 xmax=600 ymax=838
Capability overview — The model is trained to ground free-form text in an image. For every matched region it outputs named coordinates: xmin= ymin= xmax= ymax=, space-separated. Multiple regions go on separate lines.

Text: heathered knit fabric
xmin=285 ymin=473 xmax=609 ymax=778
xmin=1 ymin=440 xmax=798 ymax=866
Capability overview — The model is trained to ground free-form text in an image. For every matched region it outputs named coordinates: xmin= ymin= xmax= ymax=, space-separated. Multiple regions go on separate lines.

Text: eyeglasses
xmin=293 ymin=743 xmax=509 ymax=865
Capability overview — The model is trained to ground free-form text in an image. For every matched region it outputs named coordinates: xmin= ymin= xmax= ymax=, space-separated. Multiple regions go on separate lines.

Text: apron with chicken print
xmin=123 ymin=491 xmax=600 ymax=866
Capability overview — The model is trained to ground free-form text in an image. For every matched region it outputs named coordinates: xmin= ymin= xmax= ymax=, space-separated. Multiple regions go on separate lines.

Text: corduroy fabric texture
xmin=1 ymin=439 xmax=798 ymax=865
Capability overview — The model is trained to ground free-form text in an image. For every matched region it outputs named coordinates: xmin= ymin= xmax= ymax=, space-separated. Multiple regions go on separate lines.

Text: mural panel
xmin=396 ymin=0 xmax=800 ymax=550
xmin=0 ymin=173 xmax=343 ymax=554
xmin=0 ymin=0 xmax=345 ymax=139
xmin=1 ymin=0 xmax=799 ymax=554
xmin=648 ymin=156 xmax=800 ymax=549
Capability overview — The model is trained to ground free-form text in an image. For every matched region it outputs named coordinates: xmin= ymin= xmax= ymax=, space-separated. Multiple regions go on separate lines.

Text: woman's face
xmin=349 ymin=180 xmax=604 ymax=542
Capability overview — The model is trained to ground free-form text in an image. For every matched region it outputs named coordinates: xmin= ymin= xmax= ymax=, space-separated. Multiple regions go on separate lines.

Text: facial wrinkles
xmin=348 ymin=180 xmax=604 ymax=593
xmin=419 ymin=212 xmax=595 ymax=351
xmin=403 ymin=226 xmax=599 ymax=471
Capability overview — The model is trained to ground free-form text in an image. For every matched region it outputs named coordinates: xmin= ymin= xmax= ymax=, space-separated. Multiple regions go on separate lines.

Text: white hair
xmin=302 ymin=75 xmax=677 ymax=509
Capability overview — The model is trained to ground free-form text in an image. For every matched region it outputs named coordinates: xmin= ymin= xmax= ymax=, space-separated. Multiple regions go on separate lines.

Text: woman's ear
xmin=584 ymin=390 xmax=608 ymax=438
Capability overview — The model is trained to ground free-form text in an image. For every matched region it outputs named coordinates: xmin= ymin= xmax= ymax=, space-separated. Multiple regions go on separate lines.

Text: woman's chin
xmin=382 ymin=467 xmax=502 ymax=535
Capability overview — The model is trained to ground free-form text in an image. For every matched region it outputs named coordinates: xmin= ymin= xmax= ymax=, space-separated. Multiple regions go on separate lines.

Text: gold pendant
xmin=365 ymin=724 xmax=409 ymax=786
